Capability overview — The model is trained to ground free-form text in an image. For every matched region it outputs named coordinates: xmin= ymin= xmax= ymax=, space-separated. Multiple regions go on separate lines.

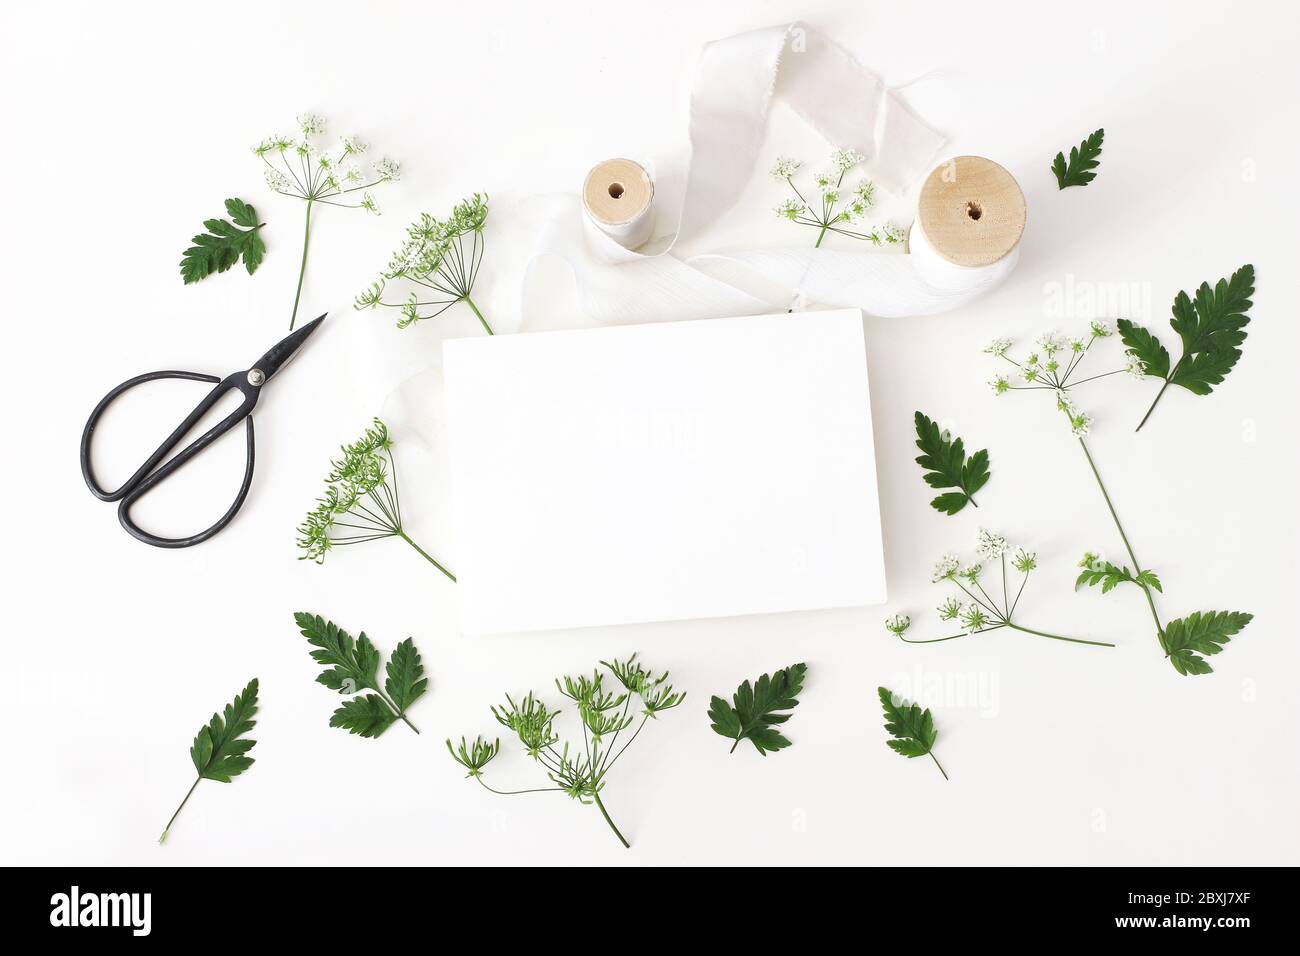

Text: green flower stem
xmin=1076 ymin=437 xmax=1164 ymax=637
xmin=464 ymin=295 xmax=493 ymax=335
xmin=900 ymin=624 xmax=1007 ymax=643
xmin=398 ymin=530 xmax=456 ymax=583
xmin=159 ymin=777 xmax=200 ymax=844
xmin=289 ymin=198 xmax=314 ymax=331
xmin=1135 ymin=375 xmax=1174 ymax=432
xmin=928 ymin=750 xmax=949 ymax=781
xmin=475 ymin=776 xmax=564 ymax=796
xmin=814 ymin=225 xmax=828 ymax=248
xmin=1006 ymin=623 xmax=1114 ymax=648
xmin=592 ymin=792 xmax=630 ymax=849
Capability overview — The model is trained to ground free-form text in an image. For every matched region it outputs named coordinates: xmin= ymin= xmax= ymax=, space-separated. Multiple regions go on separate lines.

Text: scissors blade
xmin=253 ymin=313 xmax=327 ymax=383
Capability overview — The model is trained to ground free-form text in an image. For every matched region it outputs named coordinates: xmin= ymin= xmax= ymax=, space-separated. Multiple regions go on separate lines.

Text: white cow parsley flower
xmin=976 ymin=529 xmax=1009 ymax=561
xmin=769 ymin=157 xmax=801 ymax=179
xmin=830 ymin=147 xmax=864 ymax=173
xmin=298 ymin=112 xmax=327 ymax=135
xmin=931 ymin=553 xmax=960 ymax=582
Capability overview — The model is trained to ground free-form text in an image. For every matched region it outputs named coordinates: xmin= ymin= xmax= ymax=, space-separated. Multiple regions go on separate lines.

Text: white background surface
xmin=2 ymin=0 xmax=1297 ymax=866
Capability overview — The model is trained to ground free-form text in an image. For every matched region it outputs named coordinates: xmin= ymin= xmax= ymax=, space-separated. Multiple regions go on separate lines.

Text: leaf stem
xmin=1135 ymin=376 xmax=1173 ymax=432
xmin=159 ymin=777 xmax=201 ymax=844
xmin=928 ymin=750 xmax=949 ymax=781
xmin=1076 ymin=437 xmax=1163 ymax=636
xmin=464 ymin=295 xmax=493 ymax=335
xmin=399 ymin=531 xmax=457 ymax=582
xmin=592 ymin=792 xmax=630 ymax=848
xmin=289 ymin=198 xmax=314 ymax=331
xmin=377 ymin=688 xmax=420 ymax=734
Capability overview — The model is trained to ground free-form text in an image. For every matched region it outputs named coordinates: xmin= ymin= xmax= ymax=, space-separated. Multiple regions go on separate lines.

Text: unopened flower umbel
xmin=355 ymin=194 xmax=494 ymax=334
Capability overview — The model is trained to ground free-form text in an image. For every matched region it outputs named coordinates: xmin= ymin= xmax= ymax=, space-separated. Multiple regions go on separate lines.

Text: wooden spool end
xmin=582 ymin=158 xmax=654 ymax=226
xmin=914 ymin=156 xmax=1025 ymax=267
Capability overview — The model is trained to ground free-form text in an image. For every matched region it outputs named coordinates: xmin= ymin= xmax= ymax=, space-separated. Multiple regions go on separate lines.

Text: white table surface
xmin=2 ymin=0 xmax=1297 ymax=866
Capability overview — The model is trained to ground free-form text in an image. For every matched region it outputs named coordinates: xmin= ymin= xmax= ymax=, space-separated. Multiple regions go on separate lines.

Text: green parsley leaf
xmin=1075 ymin=560 xmax=1162 ymax=595
xmin=913 ymin=411 xmax=990 ymax=515
xmin=1116 ymin=319 xmax=1170 ymax=379
xmin=878 ymin=686 xmax=947 ymax=779
xmin=180 ymin=198 xmax=266 ymax=284
xmin=161 ymin=678 xmax=258 ymax=844
xmin=1161 ymin=611 xmax=1253 ymax=677
xmin=1122 ymin=265 xmax=1255 ymax=430
xmin=709 ymin=663 xmax=806 ymax=755
xmin=330 ymin=695 xmax=398 ymax=738
xmin=385 ymin=637 xmax=428 ymax=714
xmin=1051 ymin=128 xmax=1104 ymax=189
xmin=293 ymin=612 xmax=426 ymax=736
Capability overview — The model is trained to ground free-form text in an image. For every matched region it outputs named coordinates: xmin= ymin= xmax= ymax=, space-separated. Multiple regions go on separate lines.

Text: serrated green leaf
xmin=710 ymin=663 xmax=806 ymax=755
xmin=293 ymin=612 xmax=426 ymax=737
xmin=225 ymin=197 xmax=259 ymax=228
xmin=706 ymin=696 xmax=741 ymax=739
xmin=1117 ymin=319 xmax=1171 ymax=379
xmin=164 ymin=678 xmax=260 ymax=843
xmin=879 ymin=687 xmax=946 ymax=779
xmin=294 ymin=612 xmax=380 ymax=694
xmin=241 ymin=230 xmax=265 ymax=275
xmin=913 ymin=411 xmax=990 ymax=516
xmin=180 ymin=198 xmax=266 ymax=284
xmin=1161 ymin=611 xmax=1253 ymax=676
xmin=191 ymin=678 xmax=259 ymax=782
xmin=1075 ymin=560 xmax=1165 ymax=597
xmin=930 ymin=491 xmax=970 ymax=516
xmin=1135 ymin=570 xmax=1163 ymax=593
xmin=1170 ymin=265 xmax=1253 ymax=358
xmin=1168 ymin=347 xmax=1243 ymax=395
xmin=385 ymin=637 xmax=428 ymax=714
xmin=1051 ymin=128 xmax=1104 ymax=189
xmin=1133 ymin=265 xmax=1255 ymax=429
xmin=330 ymin=694 xmax=397 ymax=737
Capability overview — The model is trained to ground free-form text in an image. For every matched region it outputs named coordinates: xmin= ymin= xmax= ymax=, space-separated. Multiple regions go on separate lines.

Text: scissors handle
xmin=80 ymin=369 xmax=261 ymax=548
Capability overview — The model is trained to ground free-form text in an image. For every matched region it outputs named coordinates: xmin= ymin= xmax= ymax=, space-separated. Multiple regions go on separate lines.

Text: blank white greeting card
xmin=442 ymin=309 xmax=886 ymax=634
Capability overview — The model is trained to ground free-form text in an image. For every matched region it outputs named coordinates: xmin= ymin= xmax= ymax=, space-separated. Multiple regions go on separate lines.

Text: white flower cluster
xmin=931 ymin=553 xmax=960 ymax=583
xmin=252 ymin=113 xmax=399 ymax=209
xmin=976 ymin=528 xmax=1009 ymax=561
xmin=770 ymin=148 xmax=895 ymax=241
xmin=769 ymin=157 xmax=801 ymax=179
xmin=936 ymin=529 xmax=1035 ymax=583
xmin=831 ymin=147 xmax=865 ymax=173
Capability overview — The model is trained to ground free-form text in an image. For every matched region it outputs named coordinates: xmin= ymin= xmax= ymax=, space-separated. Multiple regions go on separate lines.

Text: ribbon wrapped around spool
xmin=583 ymin=159 xmax=655 ymax=251
xmin=572 ymin=154 xmax=1025 ymax=320
xmin=523 ymin=22 xmax=1028 ymax=327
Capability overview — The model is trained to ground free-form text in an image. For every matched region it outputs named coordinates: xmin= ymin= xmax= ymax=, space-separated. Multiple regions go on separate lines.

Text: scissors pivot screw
xmin=247 ymin=368 xmax=266 ymax=387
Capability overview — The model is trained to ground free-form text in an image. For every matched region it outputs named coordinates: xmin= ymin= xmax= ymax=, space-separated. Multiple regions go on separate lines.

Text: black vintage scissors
xmin=80 ymin=314 xmax=327 ymax=548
